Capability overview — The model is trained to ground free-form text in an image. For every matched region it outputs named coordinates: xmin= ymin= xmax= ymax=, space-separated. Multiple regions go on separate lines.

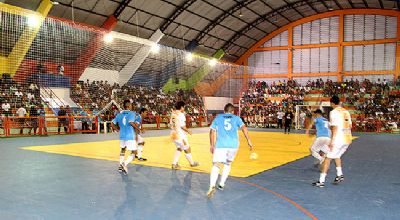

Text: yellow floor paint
xmin=23 ymin=132 xmax=317 ymax=178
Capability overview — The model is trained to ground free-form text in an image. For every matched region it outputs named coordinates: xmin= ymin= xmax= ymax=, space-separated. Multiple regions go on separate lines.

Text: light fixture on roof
xmin=208 ymin=58 xmax=217 ymax=67
xmin=239 ymin=9 xmax=243 ymax=17
xmin=185 ymin=52 xmax=193 ymax=62
xmin=51 ymin=1 xmax=59 ymax=5
xmin=150 ymin=43 xmax=160 ymax=53
xmin=327 ymin=0 xmax=334 ymax=10
xmin=393 ymin=1 xmax=398 ymax=10
xmin=104 ymin=33 xmax=113 ymax=43
xmin=27 ymin=14 xmax=40 ymax=28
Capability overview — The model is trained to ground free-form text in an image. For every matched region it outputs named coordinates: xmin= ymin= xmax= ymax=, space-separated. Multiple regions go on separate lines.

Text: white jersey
xmin=170 ymin=110 xmax=186 ymax=140
xmin=330 ymin=107 xmax=352 ymax=146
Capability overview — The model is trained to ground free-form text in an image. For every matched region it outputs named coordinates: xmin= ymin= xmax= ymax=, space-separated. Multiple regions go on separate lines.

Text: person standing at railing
xmin=57 ymin=106 xmax=68 ymax=134
xmin=16 ymin=105 xmax=27 ymax=135
xmin=29 ymin=106 xmax=39 ymax=135
xmin=38 ymin=104 xmax=47 ymax=134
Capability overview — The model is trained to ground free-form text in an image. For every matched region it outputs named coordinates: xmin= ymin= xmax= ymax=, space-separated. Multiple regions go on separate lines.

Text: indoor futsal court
xmin=1 ymin=0 xmax=400 ymax=219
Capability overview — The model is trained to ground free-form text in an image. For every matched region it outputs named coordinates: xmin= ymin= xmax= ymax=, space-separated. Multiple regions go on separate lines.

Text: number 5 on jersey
xmin=224 ymin=119 xmax=232 ymax=131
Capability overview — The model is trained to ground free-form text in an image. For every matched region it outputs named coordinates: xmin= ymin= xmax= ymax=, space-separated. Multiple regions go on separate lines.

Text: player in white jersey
xmin=312 ymin=95 xmax=352 ymax=187
xmin=135 ymin=108 xmax=148 ymax=161
xmin=170 ymin=101 xmax=199 ymax=169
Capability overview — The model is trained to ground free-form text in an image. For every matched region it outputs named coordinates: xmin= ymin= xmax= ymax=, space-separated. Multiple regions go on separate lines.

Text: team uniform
xmin=135 ymin=114 xmax=144 ymax=144
xmin=112 ymin=110 xmax=137 ymax=151
xmin=327 ymin=107 xmax=352 ymax=159
xmin=170 ymin=110 xmax=189 ymax=150
xmin=310 ymin=116 xmax=331 ymax=163
xmin=210 ymin=113 xmax=244 ymax=164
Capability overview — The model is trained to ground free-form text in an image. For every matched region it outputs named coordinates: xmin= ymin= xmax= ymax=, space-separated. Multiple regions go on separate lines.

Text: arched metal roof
xmin=4 ymin=0 xmax=399 ymax=62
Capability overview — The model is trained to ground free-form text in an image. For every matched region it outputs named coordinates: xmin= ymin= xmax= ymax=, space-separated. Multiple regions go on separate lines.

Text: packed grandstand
xmin=1 ymin=74 xmax=399 ymax=136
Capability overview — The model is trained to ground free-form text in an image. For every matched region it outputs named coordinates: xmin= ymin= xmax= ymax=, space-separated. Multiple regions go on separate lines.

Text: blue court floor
xmin=0 ymin=128 xmax=399 ymax=220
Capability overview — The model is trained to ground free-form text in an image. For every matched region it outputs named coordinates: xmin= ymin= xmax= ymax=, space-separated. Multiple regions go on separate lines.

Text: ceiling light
xmin=185 ymin=52 xmax=193 ymax=62
xmin=104 ymin=33 xmax=113 ymax=43
xmin=27 ymin=14 xmax=40 ymax=28
xmin=150 ymin=43 xmax=160 ymax=53
xmin=52 ymin=1 xmax=59 ymax=5
xmin=208 ymin=58 xmax=217 ymax=67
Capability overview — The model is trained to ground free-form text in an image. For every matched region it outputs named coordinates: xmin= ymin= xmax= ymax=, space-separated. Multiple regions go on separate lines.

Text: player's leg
xmin=310 ymin=139 xmax=324 ymax=164
xmin=218 ymin=149 xmax=237 ymax=189
xmin=119 ymin=145 xmax=127 ymax=172
xmin=208 ymin=148 xmax=225 ymax=198
xmin=122 ymin=141 xmax=138 ymax=174
xmin=312 ymin=157 xmax=331 ymax=187
xmin=333 ymin=144 xmax=349 ymax=184
xmin=182 ymin=138 xmax=199 ymax=167
xmin=136 ymin=135 xmax=147 ymax=161
xmin=172 ymin=141 xmax=183 ymax=169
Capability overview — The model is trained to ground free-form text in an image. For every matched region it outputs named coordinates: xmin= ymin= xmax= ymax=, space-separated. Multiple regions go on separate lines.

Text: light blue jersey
xmin=315 ymin=116 xmax=331 ymax=138
xmin=210 ymin=113 xmax=244 ymax=149
xmin=135 ymin=114 xmax=142 ymax=129
xmin=112 ymin=110 xmax=136 ymax=140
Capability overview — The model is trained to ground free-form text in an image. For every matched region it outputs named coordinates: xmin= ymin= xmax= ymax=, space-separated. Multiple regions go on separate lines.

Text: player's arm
xmin=241 ymin=125 xmax=253 ymax=151
xmin=110 ymin=122 xmax=119 ymax=132
xmin=305 ymin=117 xmax=315 ymax=135
xmin=209 ymin=128 xmax=216 ymax=154
xmin=181 ymin=125 xmax=192 ymax=135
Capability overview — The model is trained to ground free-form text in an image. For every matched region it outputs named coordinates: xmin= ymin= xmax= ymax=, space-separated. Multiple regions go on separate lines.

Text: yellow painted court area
xmin=23 ymin=131 xmax=316 ymax=177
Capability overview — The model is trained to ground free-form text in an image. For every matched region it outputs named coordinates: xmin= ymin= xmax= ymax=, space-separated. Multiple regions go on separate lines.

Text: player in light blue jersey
xmin=207 ymin=103 xmax=253 ymax=198
xmin=111 ymin=100 xmax=140 ymax=175
xmin=134 ymin=108 xmax=148 ymax=161
xmin=306 ymin=109 xmax=331 ymax=166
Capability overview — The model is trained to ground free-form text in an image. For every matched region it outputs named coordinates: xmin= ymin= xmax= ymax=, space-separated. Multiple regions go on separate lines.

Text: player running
xmin=111 ymin=100 xmax=140 ymax=175
xmin=306 ymin=109 xmax=331 ymax=166
xmin=135 ymin=108 xmax=148 ymax=161
xmin=312 ymin=95 xmax=352 ymax=187
xmin=170 ymin=101 xmax=199 ymax=169
xmin=207 ymin=103 xmax=253 ymax=198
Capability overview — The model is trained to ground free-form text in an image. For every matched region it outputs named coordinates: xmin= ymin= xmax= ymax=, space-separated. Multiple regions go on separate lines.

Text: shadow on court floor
xmin=0 ymin=129 xmax=399 ymax=220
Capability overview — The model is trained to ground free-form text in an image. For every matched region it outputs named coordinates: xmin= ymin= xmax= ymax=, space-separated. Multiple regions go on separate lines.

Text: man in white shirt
xmin=170 ymin=101 xmax=199 ymax=169
xmin=15 ymin=90 xmax=23 ymax=99
xmin=16 ymin=105 xmax=27 ymax=135
xmin=313 ymin=95 xmax=352 ymax=187
xmin=2 ymin=101 xmax=11 ymax=116
xmin=277 ymin=109 xmax=284 ymax=129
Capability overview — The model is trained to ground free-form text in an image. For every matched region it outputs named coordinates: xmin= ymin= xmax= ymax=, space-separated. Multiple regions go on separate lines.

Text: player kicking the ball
xmin=135 ymin=108 xmax=148 ymax=161
xmin=170 ymin=101 xmax=199 ymax=170
xmin=312 ymin=95 xmax=352 ymax=187
xmin=111 ymin=100 xmax=140 ymax=175
xmin=306 ymin=109 xmax=331 ymax=167
xmin=207 ymin=103 xmax=253 ymax=198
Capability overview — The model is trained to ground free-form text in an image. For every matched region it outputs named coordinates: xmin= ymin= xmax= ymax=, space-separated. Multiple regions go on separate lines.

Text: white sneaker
xmin=207 ymin=186 xmax=216 ymax=198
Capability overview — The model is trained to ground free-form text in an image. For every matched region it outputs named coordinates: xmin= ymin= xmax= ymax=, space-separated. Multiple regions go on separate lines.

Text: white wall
xmin=80 ymin=67 xmax=119 ymax=84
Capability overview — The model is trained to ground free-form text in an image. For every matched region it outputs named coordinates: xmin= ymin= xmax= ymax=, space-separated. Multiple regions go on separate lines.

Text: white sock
xmin=172 ymin=150 xmax=181 ymax=165
xmin=336 ymin=167 xmax=343 ymax=176
xmin=210 ymin=165 xmax=220 ymax=188
xmin=185 ymin=153 xmax=194 ymax=165
xmin=124 ymin=154 xmax=135 ymax=166
xmin=119 ymin=153 xmax=125 ymax=164
xmin=219 ymin=164 xmax=231 ymax=186
xmin=319 ymin=173 xmax=327 ymax=183
xmin=137 ymin=145 xmax=143 ymax=158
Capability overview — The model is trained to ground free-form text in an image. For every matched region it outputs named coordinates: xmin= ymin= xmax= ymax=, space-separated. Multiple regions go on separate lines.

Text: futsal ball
xmin=250 ymin=152 xmax=258 ymax=160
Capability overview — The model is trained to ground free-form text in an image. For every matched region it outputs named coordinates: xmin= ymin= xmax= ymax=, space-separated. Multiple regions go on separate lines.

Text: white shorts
xmin=173 ymin=136 xmax=189 ymax=150
xmin=311 ymin=137 xmax=331 ymax=154
xmin=327 ymin=143 xmax=349 ymax=159
xmin=137 ymin=135 xmax=144 ymax=144
xmin=120 ymin=140 xmax=137 ymax=151
xmin=213 ymin=148 xmax=238 ymax=164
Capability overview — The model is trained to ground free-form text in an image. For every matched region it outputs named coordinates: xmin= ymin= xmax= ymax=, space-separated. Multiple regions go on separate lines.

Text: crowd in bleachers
xmin=240 ymin=79 xmax=308 ymax=128
xmin=71 ymin=80 xmax=205 ymax=119
xmin=240 ymin=78 xmax=400 ymax=132
xmin=0 ymin=75 xmax=41 ymax=117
